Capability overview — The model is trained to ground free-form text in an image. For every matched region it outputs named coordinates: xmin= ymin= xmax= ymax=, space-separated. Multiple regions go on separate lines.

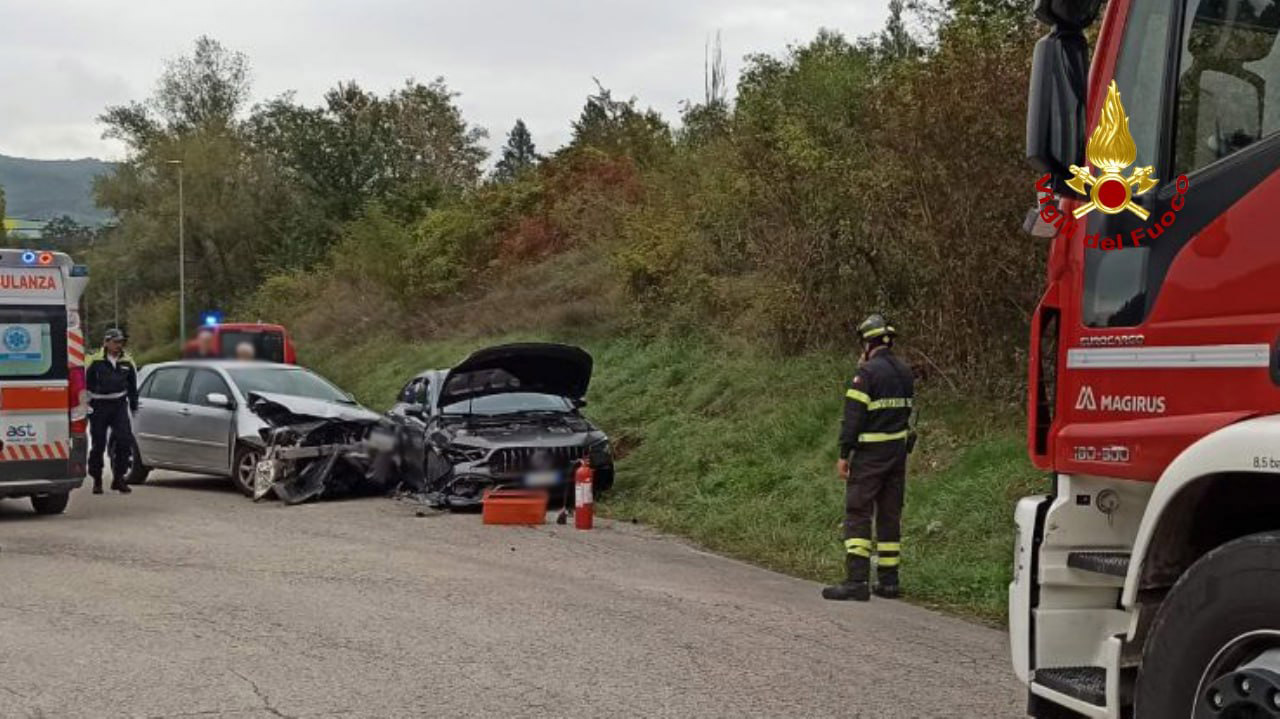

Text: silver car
xmin=129 ymin=361 xmax=362 ymax=495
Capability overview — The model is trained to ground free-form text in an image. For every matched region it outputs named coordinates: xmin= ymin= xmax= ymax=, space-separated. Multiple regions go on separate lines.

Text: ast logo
xmin=5 ymin=423 xmax=39 ymax=445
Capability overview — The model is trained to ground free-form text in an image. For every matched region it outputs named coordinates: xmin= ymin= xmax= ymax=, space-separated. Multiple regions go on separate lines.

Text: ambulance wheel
xmin=127 ymin=441 xmax=151 ymax=484
xmin=31 ymin=493 xmax=69 ymax=515
xmin=1135 ymin=531 xmax=1280 ymax=719
xmin=231 ymin=444 xmax=261 ymax=497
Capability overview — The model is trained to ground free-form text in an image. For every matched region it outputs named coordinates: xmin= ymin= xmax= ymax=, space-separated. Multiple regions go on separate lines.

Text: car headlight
xmin=444 ymin=446 xmax=487 ymax=463
xmin=588 ymin=438 xmax=611 ymax=461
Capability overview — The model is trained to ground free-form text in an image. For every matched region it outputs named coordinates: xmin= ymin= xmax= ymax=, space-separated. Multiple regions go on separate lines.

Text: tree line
xmin=74 ymin=0 xmax=1041 ymax=391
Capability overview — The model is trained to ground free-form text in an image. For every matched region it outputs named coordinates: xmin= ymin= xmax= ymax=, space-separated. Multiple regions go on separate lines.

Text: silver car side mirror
xmin=206 ymin=392 xmax=233 ymax=409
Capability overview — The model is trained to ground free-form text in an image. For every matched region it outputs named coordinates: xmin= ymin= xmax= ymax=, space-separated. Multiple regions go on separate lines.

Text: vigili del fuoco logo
xmin=1034 ymin=80 xmax=1189 ymax=251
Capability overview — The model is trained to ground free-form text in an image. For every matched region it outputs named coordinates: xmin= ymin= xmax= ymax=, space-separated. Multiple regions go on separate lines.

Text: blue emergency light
xmin=20 ymin=251 xmax=36 ymax=265
xmin=203 ymin=312 xmax=222 ymax=327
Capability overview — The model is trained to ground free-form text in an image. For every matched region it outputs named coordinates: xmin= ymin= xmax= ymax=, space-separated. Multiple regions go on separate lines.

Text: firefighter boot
xmin=873 ymin=578 xmax=901 ymax=599
xmin=821 ymin=556 xmax=870 ymax=601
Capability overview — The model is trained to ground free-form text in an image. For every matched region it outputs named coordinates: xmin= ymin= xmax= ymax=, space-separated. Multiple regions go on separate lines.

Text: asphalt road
xmin=0 ymin=472 xmax=1024 ymax=718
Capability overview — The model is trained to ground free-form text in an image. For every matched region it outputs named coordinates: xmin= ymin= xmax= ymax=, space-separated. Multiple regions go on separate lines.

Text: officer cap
xmin=103 ymin=328 xmax=126 ymax=343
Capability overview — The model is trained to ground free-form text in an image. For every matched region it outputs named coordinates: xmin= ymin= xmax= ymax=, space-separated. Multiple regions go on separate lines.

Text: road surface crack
xmin=231 ymin=669 xmax=295 ymax=719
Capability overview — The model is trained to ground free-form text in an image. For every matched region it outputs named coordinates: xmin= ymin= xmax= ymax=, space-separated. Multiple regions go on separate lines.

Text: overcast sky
xmin=0 ymin=0 xmax=889 ymax=162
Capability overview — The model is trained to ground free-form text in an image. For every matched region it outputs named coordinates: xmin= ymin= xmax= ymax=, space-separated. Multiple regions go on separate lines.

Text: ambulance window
xmin=0 ymin=307 xmax=65 ymax=380
xmin=1175 ymin=0 xmax=1280 ymax=175
xmin=144 ymin=368 xmax=190 ymax=402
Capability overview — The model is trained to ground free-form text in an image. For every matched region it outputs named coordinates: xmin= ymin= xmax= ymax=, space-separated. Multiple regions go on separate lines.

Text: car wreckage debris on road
xmin=251 ymin=343 xmax=614 ymax=508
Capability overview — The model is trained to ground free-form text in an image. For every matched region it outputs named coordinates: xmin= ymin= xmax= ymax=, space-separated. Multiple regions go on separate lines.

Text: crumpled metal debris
xmin=248 ymin=392 xmax=426 ymax=505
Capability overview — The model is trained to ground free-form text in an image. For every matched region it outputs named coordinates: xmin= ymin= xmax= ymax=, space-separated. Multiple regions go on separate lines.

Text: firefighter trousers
xmin=89 ymin=400 xmax=133 ymax=482
xmin=843 ymin=442 xmax=907 ymax=583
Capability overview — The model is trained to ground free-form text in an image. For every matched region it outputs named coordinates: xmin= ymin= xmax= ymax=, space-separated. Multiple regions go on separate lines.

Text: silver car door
xmin=180 ymin=369 xmax=235 ymax=473
xmin=132 ymin=366 xmax=191 ymax=467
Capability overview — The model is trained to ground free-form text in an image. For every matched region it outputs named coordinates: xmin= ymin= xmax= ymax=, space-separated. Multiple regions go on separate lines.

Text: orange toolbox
xmin=482 ymin=489 xmax=549 ymax=525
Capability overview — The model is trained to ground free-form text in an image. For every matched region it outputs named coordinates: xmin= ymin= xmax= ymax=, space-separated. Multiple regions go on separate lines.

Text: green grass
xmin=302 ymin=331 xmax=1042 ymax=624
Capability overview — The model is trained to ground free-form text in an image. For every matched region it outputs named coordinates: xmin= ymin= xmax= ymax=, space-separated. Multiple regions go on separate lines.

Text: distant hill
xmin=0 ymin=154 xmax=115 ymax=226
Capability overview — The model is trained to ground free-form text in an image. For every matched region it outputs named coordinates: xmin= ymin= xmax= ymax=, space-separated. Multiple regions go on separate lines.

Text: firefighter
xmin=86 ymin=328 xmax=139 ymax=494
xmin=823 ymin=314 xmax=915 ymax=601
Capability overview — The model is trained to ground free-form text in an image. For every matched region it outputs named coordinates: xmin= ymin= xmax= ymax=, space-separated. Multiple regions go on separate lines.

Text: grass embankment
xmin=303 ymin=331 xmax=1041 ymax=624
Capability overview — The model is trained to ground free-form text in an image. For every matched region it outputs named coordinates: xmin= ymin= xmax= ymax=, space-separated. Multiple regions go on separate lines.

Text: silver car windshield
xmin=226 ymin=367 xmax=350 ymax=403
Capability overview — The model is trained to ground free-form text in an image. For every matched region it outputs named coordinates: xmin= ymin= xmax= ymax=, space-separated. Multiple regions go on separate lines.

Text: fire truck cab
xmin=0 ymin=250 xmax=89 ymax=515
xmin=181 ymin=322 xmax=296 ymax=364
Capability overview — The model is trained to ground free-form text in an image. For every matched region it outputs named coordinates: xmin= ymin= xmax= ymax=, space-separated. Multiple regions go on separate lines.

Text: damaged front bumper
xmin=248 ymin=393 xmax=424 ymax=505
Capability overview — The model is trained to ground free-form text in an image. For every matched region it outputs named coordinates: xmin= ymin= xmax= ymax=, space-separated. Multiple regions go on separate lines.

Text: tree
xmin=493 ymin=119 xmax=541 ymax=182
xmin=248 ymin=78 xmax=488 ymax=228
xmin=570 ymin=82 xmax=672 ymax=166
xmin=39 ymin=215 xmax=97 ymax=254
xmin=100 ymin=36 xmax=250 ymax=148
xmin=94 ymin=37 xmax=293 ymax=317
xmin=878 ymin=0 xmax=922 ymax=60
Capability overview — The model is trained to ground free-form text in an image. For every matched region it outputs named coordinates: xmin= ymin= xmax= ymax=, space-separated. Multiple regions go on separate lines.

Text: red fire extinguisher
xmin=574 ymin=459 xmax=594 ymax=530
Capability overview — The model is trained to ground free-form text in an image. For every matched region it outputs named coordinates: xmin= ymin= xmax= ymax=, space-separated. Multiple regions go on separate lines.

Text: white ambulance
xmin=0 ymin=249 xmax=89 ymax=514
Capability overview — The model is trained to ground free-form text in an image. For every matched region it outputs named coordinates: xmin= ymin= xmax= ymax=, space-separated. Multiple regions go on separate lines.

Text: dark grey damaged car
xmin=390 ymin=343 xmax=615 ymax=508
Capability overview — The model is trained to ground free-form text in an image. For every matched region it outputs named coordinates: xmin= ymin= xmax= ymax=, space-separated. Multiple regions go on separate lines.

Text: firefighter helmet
xmin=857 ymin=314 xmax=896 ymax=341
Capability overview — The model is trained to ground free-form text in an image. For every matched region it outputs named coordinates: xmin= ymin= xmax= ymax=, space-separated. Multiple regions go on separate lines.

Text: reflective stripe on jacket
xmin=86 ymin=349 xmax=139 ymax=407
xmin=839 ymin=348 xmax=914 ymax=456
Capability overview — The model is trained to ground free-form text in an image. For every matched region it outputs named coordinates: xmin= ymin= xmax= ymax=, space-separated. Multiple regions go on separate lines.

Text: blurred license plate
xmin=524 ymin=470 xmax=560 ymax=488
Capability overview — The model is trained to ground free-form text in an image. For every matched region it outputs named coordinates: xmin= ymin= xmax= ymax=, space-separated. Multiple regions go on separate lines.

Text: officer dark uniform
xmin=823 ymin=314 xmax=915 ymax=601
xmin=86 ymin=328 xmax=138 ymax=494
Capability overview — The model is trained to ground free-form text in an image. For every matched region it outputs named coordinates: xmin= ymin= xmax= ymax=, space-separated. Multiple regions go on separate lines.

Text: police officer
xmin=86 ymin=328 xmax=138 ymax=494
xmin=823 ymin=314 xmax=915 ymax=601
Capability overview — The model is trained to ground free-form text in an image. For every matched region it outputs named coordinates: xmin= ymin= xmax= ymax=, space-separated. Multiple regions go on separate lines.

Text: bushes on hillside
xmin=103 ymin=2 xmax=1047 ymax=394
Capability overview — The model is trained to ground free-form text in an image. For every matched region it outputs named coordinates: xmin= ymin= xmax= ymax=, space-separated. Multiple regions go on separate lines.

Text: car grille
xmin=490 ymin=446 xmax=586 ymax=475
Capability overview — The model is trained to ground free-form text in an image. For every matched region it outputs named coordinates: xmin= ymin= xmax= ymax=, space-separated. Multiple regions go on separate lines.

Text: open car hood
xmin=247 ymin=391 xmax=381 ymax=426
xmin=438 ymin=343 xmax=593 ymax=406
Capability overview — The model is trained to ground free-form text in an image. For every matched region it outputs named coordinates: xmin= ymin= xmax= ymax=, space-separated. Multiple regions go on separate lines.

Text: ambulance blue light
xmin=20 ymin=251 xmax=36 ymax=265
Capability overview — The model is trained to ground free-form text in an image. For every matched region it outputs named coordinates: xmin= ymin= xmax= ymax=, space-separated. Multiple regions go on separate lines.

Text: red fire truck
xmin=181 ymin=322 xmax=296 ymax=364
xmin=1013 ymin=0 xmax=1280 ymax=717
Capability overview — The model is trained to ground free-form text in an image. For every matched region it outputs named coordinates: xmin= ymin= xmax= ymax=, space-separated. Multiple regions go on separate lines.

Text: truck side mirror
xmin=1026 ymin=31 xmax=1089 ymax=192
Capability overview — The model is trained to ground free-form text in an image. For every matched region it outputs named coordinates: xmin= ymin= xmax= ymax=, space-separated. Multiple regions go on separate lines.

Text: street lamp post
xmin=167 ymin=159 xmax=185 ymax=347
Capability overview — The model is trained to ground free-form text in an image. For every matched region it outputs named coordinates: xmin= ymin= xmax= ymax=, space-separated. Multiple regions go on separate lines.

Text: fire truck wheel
xmin=231 ymin=444 xmax=261 ymax=497
xmin=30 ymin=493 xmax=70 ymax=515
xmin=127 ymin=440 xmax=151 ymax=485
xmin=1135 ymin=531 xmax=1280 ymax=719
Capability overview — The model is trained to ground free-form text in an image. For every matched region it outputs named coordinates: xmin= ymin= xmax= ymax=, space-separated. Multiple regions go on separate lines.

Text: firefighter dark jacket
xmin=86 ymin=349 xmax=139 ymax=410
xmin=839 ymin=348 xmax=914 ymax=457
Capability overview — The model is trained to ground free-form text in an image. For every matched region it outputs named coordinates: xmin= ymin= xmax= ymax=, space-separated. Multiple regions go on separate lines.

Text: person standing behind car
xmin=86 ymin=328 xmax=138 ymax=494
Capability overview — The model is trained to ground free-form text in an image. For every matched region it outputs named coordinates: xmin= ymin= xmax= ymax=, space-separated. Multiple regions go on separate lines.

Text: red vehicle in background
xmin=181 ymin=322 xmax=297 ymax=364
